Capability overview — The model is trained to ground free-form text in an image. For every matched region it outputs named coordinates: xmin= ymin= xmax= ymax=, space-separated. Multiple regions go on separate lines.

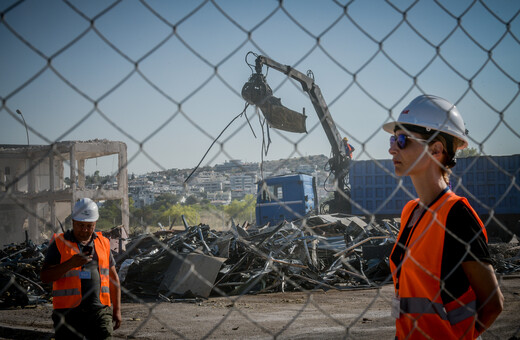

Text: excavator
xmin=241 ymin=53 xmax=352 ymax=225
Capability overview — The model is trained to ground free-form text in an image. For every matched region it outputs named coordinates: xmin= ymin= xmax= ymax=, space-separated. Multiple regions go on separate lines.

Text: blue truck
xmin=256 ymin=174 xmax=318 ymax=226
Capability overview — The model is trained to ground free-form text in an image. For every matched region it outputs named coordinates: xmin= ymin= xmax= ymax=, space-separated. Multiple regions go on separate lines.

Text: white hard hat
xmin=383 ymin=95 xmax=468 ymax=150
xmin=72 ymin=198 xmax=99 ymax=222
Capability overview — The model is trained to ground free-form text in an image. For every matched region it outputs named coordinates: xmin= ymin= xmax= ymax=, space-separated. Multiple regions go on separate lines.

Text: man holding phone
xmin=41 ymin=198 xmax=122 ymax=339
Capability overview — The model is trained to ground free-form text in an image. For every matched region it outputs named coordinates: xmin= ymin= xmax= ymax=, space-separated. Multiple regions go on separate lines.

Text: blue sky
xmin=1 ymin=0 xmax=519 ymax=176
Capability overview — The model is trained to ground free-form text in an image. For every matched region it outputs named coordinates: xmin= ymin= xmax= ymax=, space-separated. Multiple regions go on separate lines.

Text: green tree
xmin=97 ymin=199 xmax=122 ymax=230
xmin=162 ymin=204 xmax=200 ymax=226
xmin=224 ymin=194 xmax=256 ymax=223
xmin=131 ymin=205 xmax=157 ymax=228
xmin=456 ymin=147 xmax=479 ymax=158
xmin=151 ymin=193 xmax=179 ymax=210
xmin=185 ymin=195 xmax=199 ymax=205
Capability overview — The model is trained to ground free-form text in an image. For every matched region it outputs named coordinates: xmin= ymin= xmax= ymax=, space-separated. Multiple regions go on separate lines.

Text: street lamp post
xmin=16 ymin=109 xmax=30 ymax=145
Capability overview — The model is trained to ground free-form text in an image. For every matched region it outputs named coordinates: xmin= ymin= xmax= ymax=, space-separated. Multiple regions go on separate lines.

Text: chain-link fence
xmin=1 ymin=0 xmax=520 ymax=338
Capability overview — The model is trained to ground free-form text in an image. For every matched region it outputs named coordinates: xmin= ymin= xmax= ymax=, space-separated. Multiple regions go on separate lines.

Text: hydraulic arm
xmin=242 ymin=54 xmax=351 ymax=214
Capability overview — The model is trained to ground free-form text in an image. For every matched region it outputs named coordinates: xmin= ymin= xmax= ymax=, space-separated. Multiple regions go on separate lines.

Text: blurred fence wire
xmin=1 ymin=0 xmax=520 ymax=338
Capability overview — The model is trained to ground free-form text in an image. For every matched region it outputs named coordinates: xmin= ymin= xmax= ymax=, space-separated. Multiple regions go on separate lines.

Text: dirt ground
xmin=0 ymin=276 xmax=519 ymax=340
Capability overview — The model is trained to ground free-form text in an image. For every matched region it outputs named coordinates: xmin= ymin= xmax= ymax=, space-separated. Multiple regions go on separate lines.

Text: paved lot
xmin=0 ymin=276 xmax=519 ymax=339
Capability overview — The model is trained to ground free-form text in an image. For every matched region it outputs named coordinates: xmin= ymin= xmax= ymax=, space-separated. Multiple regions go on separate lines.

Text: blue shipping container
xmin=350 ymin=154 xmax=520 ymax=216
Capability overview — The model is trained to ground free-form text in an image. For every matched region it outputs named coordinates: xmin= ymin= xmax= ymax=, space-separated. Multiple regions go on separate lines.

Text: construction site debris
xmin=0 ymin=239 xmax=51 ymax=308
xmin=1 ymin=219 xmax=519 ymax=307
xmin=118 ymin=215 xmax=397 ymax=299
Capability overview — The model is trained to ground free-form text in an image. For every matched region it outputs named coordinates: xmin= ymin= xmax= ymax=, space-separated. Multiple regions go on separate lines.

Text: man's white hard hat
xmin=72 ymin=198 xmax=99 ymax=222
xmin=383 ymin=94 xmax=469 ymax=150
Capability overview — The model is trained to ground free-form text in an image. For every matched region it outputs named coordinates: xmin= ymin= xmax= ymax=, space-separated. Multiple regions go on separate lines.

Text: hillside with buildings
xmin=128 ymin=155 xmax=330 ymax=209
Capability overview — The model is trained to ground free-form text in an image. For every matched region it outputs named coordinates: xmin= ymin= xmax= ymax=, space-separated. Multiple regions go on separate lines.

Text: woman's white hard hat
xmin=383 ymin=95 xmax=469 ymax=150
xmin=72 ymin=198 xmax=99 ymax=222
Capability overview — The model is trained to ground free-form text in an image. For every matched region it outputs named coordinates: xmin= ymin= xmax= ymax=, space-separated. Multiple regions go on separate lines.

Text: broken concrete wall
xmin=0 ymin=140 xmax=129 ymax=247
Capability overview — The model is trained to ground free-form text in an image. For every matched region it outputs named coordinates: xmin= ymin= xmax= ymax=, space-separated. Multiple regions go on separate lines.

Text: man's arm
xmin=40 ymin=254 xmax=92 ymax=283
xmin=109 ymin=265 xmax=122 ymax=330
xmin=462 ymin=261 xmax=504 ymax=335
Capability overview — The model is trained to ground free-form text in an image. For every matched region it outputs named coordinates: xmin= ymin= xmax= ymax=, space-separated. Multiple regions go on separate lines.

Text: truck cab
xmin=256 ymin=174 xmax=318 ymax=226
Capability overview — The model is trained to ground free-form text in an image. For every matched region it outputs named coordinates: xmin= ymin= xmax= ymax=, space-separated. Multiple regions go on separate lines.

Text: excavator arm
xmin=242 ymin=54 xmax=351 ymax=214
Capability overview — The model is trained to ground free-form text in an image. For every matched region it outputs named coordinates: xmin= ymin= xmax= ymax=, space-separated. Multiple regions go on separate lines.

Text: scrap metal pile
xmin=2 ymin=216 xmax=520 ymax=307
xmin=118 ymin=214 xmax=398 ymax=300
xmin=0 ymin=239 xmax=51 ymax=308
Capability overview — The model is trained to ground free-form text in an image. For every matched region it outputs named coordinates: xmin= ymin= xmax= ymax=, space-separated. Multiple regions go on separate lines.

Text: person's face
xmin=388 ymin=130 xmax=431 ymax=176
xmin=72 ymin=220 xmax=96 ymax=242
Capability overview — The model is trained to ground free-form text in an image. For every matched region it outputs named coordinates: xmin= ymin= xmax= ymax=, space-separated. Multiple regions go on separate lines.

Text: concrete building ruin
xmin=0 ymin=140 xmax=129 ymax=246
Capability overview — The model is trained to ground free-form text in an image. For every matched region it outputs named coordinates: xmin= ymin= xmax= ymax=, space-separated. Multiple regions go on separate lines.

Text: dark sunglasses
xmin=390 ymin=134 xmax=428 ymax=149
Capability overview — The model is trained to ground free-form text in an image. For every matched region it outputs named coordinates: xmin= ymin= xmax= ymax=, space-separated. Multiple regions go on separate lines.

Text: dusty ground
xmin=0 ymin=276 xmax=519 ymax=340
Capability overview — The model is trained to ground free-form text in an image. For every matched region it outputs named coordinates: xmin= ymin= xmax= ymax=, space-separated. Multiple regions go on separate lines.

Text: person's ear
xmin=430 ymin=141 xmax=444 ymax=157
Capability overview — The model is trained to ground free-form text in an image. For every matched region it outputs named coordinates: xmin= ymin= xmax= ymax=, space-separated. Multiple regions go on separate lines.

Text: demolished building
xmin=0 ymin=140 xmax=129 ymax=246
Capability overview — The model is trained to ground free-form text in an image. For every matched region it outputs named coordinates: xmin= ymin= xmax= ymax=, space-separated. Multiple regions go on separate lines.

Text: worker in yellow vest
xmin=383 ymin=95 xmax=503 ymax=339
xmin=41 ymin=198 xmax=122 ymax=339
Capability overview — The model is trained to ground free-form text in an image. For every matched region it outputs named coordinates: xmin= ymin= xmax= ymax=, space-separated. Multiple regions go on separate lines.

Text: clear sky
xmin=1 ymin=0 xmax=519 ymax=176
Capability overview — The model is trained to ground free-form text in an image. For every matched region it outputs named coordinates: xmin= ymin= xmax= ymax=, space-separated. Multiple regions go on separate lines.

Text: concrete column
xmin=49 ymin=147 xmax=56 ymax=234
xmin=27 ymin=150 xmax=39 ymax=242
xmin=78 ymin=159 xmax=85 ymax=189
xmin=70 ymin=145 xmax=76 ymax=213
xmin=118 ymin=143 xmax=129 ymax=235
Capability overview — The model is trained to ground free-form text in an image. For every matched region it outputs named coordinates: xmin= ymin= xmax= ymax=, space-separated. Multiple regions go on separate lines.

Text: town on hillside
xmin=126 ymin=155 xmax=331 ymax=208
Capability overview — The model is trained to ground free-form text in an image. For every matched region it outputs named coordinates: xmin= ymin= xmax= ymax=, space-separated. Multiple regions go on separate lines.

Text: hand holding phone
xmin=82 ymin=245 xmax=93 ymax=256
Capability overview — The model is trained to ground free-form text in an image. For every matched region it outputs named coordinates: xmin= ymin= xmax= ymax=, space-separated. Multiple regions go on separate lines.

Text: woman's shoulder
xmin=446 ymin=200 xmax=484 ymax=236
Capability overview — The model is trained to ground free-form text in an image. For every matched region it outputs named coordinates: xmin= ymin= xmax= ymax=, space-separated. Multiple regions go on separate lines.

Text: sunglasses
xmin=390 ymin=134 xmax=429 ymax=149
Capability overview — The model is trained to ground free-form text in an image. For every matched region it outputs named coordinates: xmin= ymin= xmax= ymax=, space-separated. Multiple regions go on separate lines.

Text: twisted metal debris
xmin=0 ymin=238 xmax=51 ymax=307
xmin=119 ymin=215 xmax=398 ymax=299
xmin=1 ymin=216 xmax=519 ymax=307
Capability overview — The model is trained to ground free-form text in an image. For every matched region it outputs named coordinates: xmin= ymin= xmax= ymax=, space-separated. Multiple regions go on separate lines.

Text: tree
xmin=456 ymin=147 xmax=479 ymax=158
xmin=131 ymin=205 xmax=157 ymax=228
xmin=161 ymin=204 xmax=199 ymax=226
xmin=97 ymin=199 xmax=122 ymax=230
xmin=151 ymin=193 xmax=179 ymax=210
xmin=224 ymin=194 xmax=256 ymax=223
xmin=185 ymin=195 xmax=199 ymax=205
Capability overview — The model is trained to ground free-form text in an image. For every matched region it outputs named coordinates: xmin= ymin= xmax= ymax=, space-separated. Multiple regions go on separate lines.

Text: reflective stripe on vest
xmin=53 ymin=288 xmax=81 ymax=297
xmin=52 ymin=232 xmax=112 ymax=309
xmin=400 ymin=297 xmax=477 ymax=325
xmin=390 ymin=191 xmax=487 ymax=339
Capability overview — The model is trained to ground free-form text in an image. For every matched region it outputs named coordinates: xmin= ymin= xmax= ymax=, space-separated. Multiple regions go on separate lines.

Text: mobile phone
xmin=82 ymin=245 xmax=93 ymax=256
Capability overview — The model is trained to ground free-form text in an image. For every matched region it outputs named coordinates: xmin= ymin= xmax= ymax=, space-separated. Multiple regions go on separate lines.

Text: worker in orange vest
xmin=343 ymin=137 xmax=355 ymax=158
xmin=383 ymin=95 xmax=503 ymax=339
xmin=41 ymin=198 xmax=122 ymax=339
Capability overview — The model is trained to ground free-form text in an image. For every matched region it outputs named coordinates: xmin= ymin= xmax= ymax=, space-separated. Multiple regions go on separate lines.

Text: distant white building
xmin=296 ymin=164 xmax=316 ymax=174
xmin=132 ymin=190 xmax=156 ymax=208
xmin=229 ymin=173 xmax=257 ymax=197
xmin=271 ymin=167 xmax=292 ymax=176
xmin=196 ymin=170 xmax=218 ymax=183
xmin=207 ymin=191 xmax=231 ymax=205
xmin=215 ymin=159 xmax=259 ymax=173
xmin=202 ymin=181 xmax=224 ymax=193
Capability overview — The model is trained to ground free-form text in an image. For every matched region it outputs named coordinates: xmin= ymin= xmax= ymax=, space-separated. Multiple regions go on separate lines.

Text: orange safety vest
xmin=389 ymin=191 xmax=488 ymax=339
xmin=52 ymin=232 xmax=112 ymax=309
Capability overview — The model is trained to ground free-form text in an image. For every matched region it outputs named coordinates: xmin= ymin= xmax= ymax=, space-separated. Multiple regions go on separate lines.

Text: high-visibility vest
xmin=390 ymin=191 xmax=488 ymax=339
xmin=345 ymin=144 xmax=353 ymax=158
xmin=52 ymin=232 xmax=112 ymax=309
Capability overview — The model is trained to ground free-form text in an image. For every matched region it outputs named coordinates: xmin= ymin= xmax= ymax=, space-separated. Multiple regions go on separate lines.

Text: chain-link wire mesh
xmin=1 ymin=0 xmax=520 ymax=338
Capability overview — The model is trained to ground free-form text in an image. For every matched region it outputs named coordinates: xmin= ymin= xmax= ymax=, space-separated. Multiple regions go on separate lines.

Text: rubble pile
xmin=489 ymin=242 xmax=520 ymax=274
xmin=119 ymin=214 xmax=398 ymax=300
xmin=1 ymin=217 xmax=519 ymax=307
xmin=0 ymin=240 xmax=51 ymax=307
